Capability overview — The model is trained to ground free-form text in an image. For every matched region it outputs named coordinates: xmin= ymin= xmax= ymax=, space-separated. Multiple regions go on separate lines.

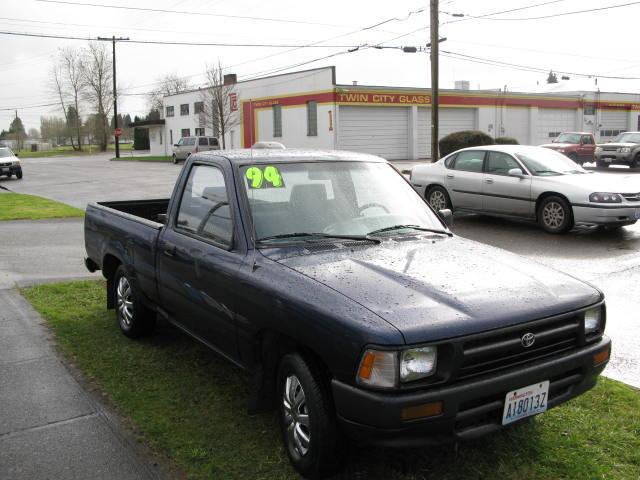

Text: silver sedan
xmin=410 ymin=145 xmax=640 ymax=233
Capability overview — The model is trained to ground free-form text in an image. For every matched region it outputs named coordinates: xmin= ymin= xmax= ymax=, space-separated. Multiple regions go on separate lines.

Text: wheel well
xmin=102 ymin=254 xmax=122 ymax=310
xmin=248 ymin=330 xmax=332 ymax=413
xmin=424 ymin=183 xmax=447 ymax=198
xmin=535 ymin=192 xmax=573 ymax=219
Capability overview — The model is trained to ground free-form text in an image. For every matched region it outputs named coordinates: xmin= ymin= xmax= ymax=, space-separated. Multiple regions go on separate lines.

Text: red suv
xmin=540 ymin=132 xmax=596 ymax=165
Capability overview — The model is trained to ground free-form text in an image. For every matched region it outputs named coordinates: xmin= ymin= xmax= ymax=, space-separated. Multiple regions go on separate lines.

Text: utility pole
xmin=430 ymin=0 xmax=439 ymax=161
xmin=98 ymin=36 xmax=129 ymax=158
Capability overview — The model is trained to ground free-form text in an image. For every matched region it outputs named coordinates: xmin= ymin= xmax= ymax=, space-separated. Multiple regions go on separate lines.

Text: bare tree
xmin=60 ymin=48 xmax=84 ymax=150
xmin=80 ymin=42 xmax=113 ymax=152
xmin=51 ymin=64 xmax=77 ymax=150
xmin=199 ymin=61 xmax=239 ymax=149
xmin=148 ymin=73 xmax=190 ymax=114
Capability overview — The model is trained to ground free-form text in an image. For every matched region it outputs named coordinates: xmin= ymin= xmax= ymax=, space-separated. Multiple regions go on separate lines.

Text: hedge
xmin=494 ymin=137 xmax=520 ymax=145
xmin=438 ymin=130 xmax=494 ymax=158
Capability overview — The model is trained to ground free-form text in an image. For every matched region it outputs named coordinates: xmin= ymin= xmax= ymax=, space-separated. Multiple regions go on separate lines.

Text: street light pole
xmin=430 ymin=0 xmax=439 ymax=161
xmin=98 ymin=36 xmax=129 ymax=158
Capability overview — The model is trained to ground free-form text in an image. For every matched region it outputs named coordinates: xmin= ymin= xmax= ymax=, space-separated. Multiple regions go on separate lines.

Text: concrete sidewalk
xmin=0 ymin=218 xmax=167 ymax=479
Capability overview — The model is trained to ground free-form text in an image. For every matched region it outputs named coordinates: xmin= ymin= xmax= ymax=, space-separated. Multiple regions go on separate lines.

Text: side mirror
xmin=508 ymin=168 xmax=524 ymax=178
xmin=438 ymin=208 xmax=453 ymax=227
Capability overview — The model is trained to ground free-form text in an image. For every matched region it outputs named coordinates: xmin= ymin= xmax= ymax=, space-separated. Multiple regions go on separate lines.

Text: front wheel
xmin=426 ymin=185 xmax=452 ymax=211
xmin=172 ymin=154 xmax=178 ymax=164
xmin=113 ymin=265 xmax=156 ymax=338
xmin=16 ymin=171 xmax=22 ymax=179
xmin=277 ymin=354 xmax=345 ymax=479
xmin=538 ymin=195 xmax=574 ymax=234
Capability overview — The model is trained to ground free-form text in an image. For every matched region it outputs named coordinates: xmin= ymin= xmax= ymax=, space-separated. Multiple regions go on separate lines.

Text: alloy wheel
xmin=116 ymin=276 xmax=133 ymax=328
xmin=542 ymin=201 xmax=565 ymax=229
xmin=429 ymin=190 xmax=447 ymax=210
xmin=283 ymin=374 xmax=311 ymax=458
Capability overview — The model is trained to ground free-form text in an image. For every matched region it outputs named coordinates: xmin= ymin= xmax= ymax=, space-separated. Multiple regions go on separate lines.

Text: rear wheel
xmin=426 ymin=185 xmax=452 ymax=211
xmin=277 ymin=353 xmax=345 ymax=479
xmin=537 ymin=195 xmax=574 ymax=234
xmin=113 ymin=265 xmax=156 ymax=338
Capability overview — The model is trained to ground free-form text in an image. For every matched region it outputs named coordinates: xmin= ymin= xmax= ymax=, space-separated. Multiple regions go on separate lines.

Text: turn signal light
xmin=593 ymin=348 xmax=610 ymax=366
xmin=401 ymin=401 xmax=443 ymax=421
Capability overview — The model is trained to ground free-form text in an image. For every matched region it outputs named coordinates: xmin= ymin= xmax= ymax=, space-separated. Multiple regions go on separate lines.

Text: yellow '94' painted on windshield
xmin=245 ymin=165 xmax=285 ymax=189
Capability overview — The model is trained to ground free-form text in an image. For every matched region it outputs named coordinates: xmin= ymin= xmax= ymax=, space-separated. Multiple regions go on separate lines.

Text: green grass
xmin=22 ymin=280 xmax=640 ymax=480
xmin=17 ymin=143 xmax=134 ymax=158
xmin=0 ymin=193 xmax=84 ymax=221
xmin=110 ymin=155 xmax=172 ymax=162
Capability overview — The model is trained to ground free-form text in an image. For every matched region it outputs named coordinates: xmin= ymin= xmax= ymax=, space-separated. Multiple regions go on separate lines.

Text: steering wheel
xmin=358 ymin=202 xmax=390 ymax=215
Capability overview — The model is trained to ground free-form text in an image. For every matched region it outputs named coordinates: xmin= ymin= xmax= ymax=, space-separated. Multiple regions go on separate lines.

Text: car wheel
xmin=16 ymin=171 xmax=22 ymax=179
xmin=277 ymin=353 xmax=346 ymax=479
xmin=426 ymin=185 xmax=452 ymax=211
xmin=113 ymin=265 xmax=156 ymax=338
xmin=172 ymin=154 xmax=178 ymax=164
xmin=631 ymin=155 xmax=640 ymax=169
xmin=537 ymin=195 xmax=574 ymax=234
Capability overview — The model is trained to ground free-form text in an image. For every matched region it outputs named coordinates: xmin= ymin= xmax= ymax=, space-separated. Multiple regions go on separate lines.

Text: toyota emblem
xmin=521 ymin=332 xmax=536 ymax=348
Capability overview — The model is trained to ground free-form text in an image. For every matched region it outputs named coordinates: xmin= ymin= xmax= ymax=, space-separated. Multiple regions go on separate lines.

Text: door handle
xmin=446 ymin=174 xmax=454 ymax=179
xmin=485 ymin=178 xmax=494 ymax=184
xmin=163 ymin=246 xmax=177 ymax=257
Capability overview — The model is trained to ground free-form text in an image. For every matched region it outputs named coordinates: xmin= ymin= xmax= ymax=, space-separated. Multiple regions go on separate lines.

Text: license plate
xmin=502 ymin=381 xmax=549 ymax=425
xmin=635 ymin=208 xmax=640 ymax=220
xmin=604 ymin=158 xmax=613 ymax=162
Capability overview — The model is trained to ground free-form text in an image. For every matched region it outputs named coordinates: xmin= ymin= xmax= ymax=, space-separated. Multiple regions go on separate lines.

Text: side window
xmin=444 ymin=154 xmax=456 ymax=168
xmin=176 ymin=138 xmax=184 ymax=146
xmin=198 ymin=137 xmax=208 ymax=146
xmin=486 ymin=152 xmax=522 ymax=175
xmin=185 ymin=137 xmax=196 ymax=146
xmin=453 ymin=151 xmax=485 ymax=173
xmin=273 ymin=104 xmax=282 ymax=137
xmin=209 ymin=137 xmax=219 ymax=146
xmin=176 ymin=165 xmax=233 ymax=247
xmin=582 ymin=135 xmax=593 ymax=144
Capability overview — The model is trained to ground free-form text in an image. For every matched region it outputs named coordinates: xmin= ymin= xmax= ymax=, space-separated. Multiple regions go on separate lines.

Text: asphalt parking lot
xmin=1 ymin=153 xmax=638 ymax=389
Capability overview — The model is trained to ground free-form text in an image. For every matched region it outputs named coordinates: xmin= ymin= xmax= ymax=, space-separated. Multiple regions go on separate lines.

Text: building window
xmin=181 ymin=128 xmax=190 ymax=137
xmin=583 ymin=105 xmax=596 ymax=115
xmin=307 ymin=101 xmax=317 ymax=136
xmin=273 ymin=104 xmax=282 ymax=137
xmin=180 ymin=104 xmax=189 ymax=116
xmin=194 ymin=101 xmax=204 ymax=114
xmin=195 ymin=128 xmax=205 ymax=136
xmin=600 ymin=129 xmax=624 ymax=137
xmin=548 ymin=132 xmax=561 ymax=138
xmin=166 ymin=106 xmax=174 ymax=117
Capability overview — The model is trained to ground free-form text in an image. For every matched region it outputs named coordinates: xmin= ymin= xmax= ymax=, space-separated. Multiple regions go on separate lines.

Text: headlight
xmin=557 ymin=149 xmax=565 ymax=153
xmin=584 ymin=307 xmax=602 ymax=335
xmin=619 ymin=147 xmax=631 ymax=153
xmin=356 ymin=349 xmax=398 ymax=388
xmin=400 ymin=347 xmax=437 ymax=382
xmin=589 ymin=192 xmax=622 ymax=203
xmin=595 ymin=147 xmax=602 ymax=154
xmin=12 ymin=160 xmax=20 ymax=166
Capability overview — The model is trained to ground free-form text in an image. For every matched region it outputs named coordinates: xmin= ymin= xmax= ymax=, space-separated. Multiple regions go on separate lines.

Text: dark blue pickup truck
xmin=84 ymin=149 xmax=611 ymax=479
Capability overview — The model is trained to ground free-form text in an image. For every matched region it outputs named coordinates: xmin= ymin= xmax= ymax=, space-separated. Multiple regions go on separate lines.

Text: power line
xmin=441 ymin=0 xmax=570 ymax=24
xmin=0 ymin=102 xmax=59 ymax=111
xmin=35 ymin=0 xmax=355 ymax=28
xmin=446 ymin=1 xmax=640 ymax=22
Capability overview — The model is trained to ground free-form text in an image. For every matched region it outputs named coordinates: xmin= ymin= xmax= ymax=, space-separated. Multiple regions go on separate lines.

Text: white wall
xmin=254 ymin=104 xmax=334 ymax=149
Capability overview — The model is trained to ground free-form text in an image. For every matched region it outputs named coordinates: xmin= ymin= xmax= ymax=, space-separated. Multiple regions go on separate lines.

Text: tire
xmin=113 ymin=265 xmax=156 ymax=338
xmin=172 ymin=154 xmax=178 ymax=164
xmin=277 ymin=353 xmax=346 ymax=479
xmin=16 ymin=171 xmax=22 ymax=179
xmin=537 ymin=195 xmax=574 ymax=234
xmin=631 ymin=155 xmax=640 ymax=169
xmin=426 ymin=185 xmax=452 ymax=211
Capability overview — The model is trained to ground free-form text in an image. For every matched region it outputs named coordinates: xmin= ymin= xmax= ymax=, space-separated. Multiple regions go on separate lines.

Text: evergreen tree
xmin=547 ymin=70 xmax=558 ymax=84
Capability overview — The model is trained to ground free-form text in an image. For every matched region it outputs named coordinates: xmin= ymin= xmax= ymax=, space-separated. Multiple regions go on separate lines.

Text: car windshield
xmin=515 ymin=148 xmax=587 ymax=176
xmin=553 ymin=133 xmax=581 ymax=143
xmin=0 ymin=148 xmax=14 ymax=157
xmin=611 ymin=132 xmax=640 ymax=143
xmin=241 ymin=161 xmax=445 ymax=243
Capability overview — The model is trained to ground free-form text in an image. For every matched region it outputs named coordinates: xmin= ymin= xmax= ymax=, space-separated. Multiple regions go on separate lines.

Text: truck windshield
xmin=553 ymin=133 xmax=581 ymax=143
xmin=241 ymin=161 xmax=444 ymax=242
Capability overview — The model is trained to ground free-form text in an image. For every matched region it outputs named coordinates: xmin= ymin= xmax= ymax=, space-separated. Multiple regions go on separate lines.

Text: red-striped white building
xmin=154 ymin=66 xmax=640 ymax=160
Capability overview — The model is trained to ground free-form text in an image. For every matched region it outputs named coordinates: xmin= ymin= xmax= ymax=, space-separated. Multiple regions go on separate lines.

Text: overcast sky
xmin=2 ymin=0 xmax=640 ymax=131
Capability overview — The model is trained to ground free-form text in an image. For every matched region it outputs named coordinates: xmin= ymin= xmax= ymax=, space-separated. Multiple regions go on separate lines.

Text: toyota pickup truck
xmin=84 ymin=149 xmax=611 ymax=479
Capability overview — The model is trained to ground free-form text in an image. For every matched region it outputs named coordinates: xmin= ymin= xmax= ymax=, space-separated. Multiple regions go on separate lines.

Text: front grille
xmin=458 ymin=315 xmax=581 ymax=381
xmin=0 ymin=162 xmax=11 ymax=167
xmin=602 ymin=146 xmax=618 ymax=152
xmin=622 ymin=192 xmax=640 ymax=202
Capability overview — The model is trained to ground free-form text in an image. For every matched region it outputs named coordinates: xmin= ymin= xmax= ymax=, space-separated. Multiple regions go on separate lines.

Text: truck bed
xmin=95 ymin=199 xmax=170 ymax=224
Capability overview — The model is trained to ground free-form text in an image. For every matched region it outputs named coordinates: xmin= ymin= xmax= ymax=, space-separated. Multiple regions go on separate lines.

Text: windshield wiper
xmin=256 ymin=232 xmax=381 ymax=244
xmin=366 ymin=224 xmax=452 ymax=237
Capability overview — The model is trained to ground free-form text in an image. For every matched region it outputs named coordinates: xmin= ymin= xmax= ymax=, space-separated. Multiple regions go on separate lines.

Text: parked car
xmin=412 ymin=145 xmax=640 ymax=233
xmin=172 ymin=136 xmax=219 ymax=163
xmin=539 ymin=132 xmax=596 ymax=165
xmin=85 ymin=149 xmax=610 ymax=478
xmin=594 ymin=131 xmax=640 ymax=168
xmin=0 ymin=147 xmax=22 ymax=179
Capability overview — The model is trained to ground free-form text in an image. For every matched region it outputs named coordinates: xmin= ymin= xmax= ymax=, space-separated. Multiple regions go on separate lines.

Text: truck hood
xmin=599 ymin=142 xmax=639 ymax=148
xmin=540 ymin=143 xmax=575 ymax=149
xmin=265 ymin=236 xmax=601 ymax=344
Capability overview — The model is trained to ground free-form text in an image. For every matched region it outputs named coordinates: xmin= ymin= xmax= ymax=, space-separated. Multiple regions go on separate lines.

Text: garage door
xmin=418 ymin=108 xmax=476 ymax=158
xmin=536 ymin=108 xmax=576 ymax=145
xmin=599 ymin=110 xmax=628 ymax=141
xmin=503 ymin=107 xmax=529 ymax=144
xmin=337 ymin=106 xmax=408 ymax=160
